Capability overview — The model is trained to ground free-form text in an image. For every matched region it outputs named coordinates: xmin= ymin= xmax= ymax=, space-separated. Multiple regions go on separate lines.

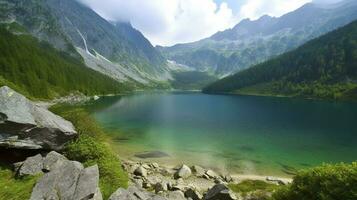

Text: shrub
xmin=272 ymin=162 xmax=357 ymax=200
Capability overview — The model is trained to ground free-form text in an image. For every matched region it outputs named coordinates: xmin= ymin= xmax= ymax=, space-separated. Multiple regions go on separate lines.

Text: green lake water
xmin=88 ymin=92 xmax=357 ymax=177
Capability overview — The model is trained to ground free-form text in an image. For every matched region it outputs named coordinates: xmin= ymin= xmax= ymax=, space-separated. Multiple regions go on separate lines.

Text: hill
xmin=203 ymin=21 xmax=357 ymax=100
xmin=0 ymin=0 xmax=171 ymax=84
xmin=0 ymin=26 xmax=130 ymax=99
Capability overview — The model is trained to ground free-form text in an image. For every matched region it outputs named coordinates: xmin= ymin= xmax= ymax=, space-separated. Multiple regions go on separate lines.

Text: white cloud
xmin=78 ymin=0 xmax=317 ymax=46
xmin=238 ymin=0 xmax=312 ymax=20
xmin=78 ymin=0 xmax=235 ymax=46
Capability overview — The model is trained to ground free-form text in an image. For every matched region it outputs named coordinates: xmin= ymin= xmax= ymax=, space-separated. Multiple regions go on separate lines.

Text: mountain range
xmin=158 ymin=0 xmax=357 ymax=77
xmin=203 ymin=20 xmax=357 ymax=100
xmin=0 ymin=0 xmax=356 ymax=98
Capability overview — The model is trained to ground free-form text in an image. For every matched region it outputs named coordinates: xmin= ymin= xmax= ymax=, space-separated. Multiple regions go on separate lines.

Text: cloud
xmin=238 ymin=0 xmax=312 ymax=20
xmin=78 ymin=0 xmax=315 ymax=46
xmin=78 ymin=0 xmax=235 ymax=46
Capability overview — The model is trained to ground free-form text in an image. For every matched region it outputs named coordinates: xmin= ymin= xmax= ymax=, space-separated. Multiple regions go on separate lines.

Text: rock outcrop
xmin=27 ymin=152 xmax=102 ymax=200
xmin=0 ymin=86 xmax=77 ymax=150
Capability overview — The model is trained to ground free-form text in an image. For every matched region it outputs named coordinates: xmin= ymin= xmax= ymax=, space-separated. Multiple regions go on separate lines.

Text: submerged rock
xmin=0 ymin=86 xmax=77 ymax=150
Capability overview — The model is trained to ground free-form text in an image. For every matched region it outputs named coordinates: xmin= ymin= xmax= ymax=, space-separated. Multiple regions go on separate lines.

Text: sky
xmin=78 ymin=0 xmax=344 ymax=46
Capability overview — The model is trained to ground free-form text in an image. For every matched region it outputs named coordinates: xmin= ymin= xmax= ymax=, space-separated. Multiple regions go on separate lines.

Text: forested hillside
xmin=0 ymin=27 xmax=130 ymax=99
xmin=203 ymin=21 xmax=357 ymax=100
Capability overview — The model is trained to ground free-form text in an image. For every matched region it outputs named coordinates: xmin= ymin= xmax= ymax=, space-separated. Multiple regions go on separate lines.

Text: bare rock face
xmin=0 ymin=86 xmax=77 ymax=150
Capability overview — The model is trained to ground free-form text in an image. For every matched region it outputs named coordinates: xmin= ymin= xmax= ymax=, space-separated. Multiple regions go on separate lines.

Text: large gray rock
xmin=18 ymin=154 xmax=43 ymax=176
xmin=74 ymin=165 xmax=102 ymax=200
xmin=175 ymin=164 xmax=192 ymax=179
xmin=204 ymin=184 xmax=237 ymax=200
xmin=0 ymin=86 xmax=77 ymax=150
xmin=30 ymin=154 xmax=103 ymax=200
xmin=192 ymin=165 xmax=206 ymax=177
xmin=43 ymin=151 xmax=68 ymax=172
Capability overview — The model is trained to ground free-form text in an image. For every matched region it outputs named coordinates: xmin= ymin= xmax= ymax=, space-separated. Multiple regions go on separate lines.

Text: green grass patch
xmin=50 ymin=104 xmax=128 ymax=199
xmin=0 ymin=164 xmax=40 ymax=200
xmin=272 ymin=162 xmax=357 ymax=200
xmin=229 ymin=180 xmax=280 ymax=197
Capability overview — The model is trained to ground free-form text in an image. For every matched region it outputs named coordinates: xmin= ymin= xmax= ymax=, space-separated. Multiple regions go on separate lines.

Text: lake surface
xmin=88 ymin=92 xmax=357 ymax=177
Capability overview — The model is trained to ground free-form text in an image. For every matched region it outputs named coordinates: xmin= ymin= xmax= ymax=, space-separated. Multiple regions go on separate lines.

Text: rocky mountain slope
xmin=0 ymin=0 xmax=172 ymax=85
xmin=203 ymin=20 xmax=357 ymax=100
xmin=159 ymin=0 xmax=357 ymax=77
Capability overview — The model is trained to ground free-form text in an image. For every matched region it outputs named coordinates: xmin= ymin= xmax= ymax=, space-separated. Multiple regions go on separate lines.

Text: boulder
xmin=18 ymin=154 xmax=43 ymax=176
xmin=204 ymin=184 xmax=237 ymax=200
xmin=154 ymin=182 xmax=168 ymax=193
xmin=175 ymin=164 xmax=192 ymax=179
xmin=166 ymin=191 xmax=186 ymax=200
xmin=73 ymin=165 xmax=102 ymax=200
xmin=0 ymin=86 xmax=77 ymax=150
xmin=192 ymin=165 xmax=205 ymax=177
xmin=43 ymin=151 xmax=67 ymax=172
xmin=109 ymin=186 xmax=165 ymax=200
xmin=185 ymin=188 xmax=203 ymax=200
xmin=205 ymin=170 xmax=219 ymax=179
xmin=30 ymin=153 xmax=103 ymax=200
xmin=134 ymin=166 xmax=148 ymax=177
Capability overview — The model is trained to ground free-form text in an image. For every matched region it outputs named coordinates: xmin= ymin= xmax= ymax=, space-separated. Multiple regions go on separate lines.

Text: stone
xmin=266 ymin=177 xmax=286 ymax=185
xmin=222 ymin=174 xmax=233 ymax=183
xmin=151 ymin=162 xmax=159 ymax=168
xmin=108 ymin=188 xmax=135 ymax=200
xmin=43 ymin=151 xmax=67 ymax=172
xmin=205 ymin=170 xmax=219 ymax=179
xmin=30 ymin=161 xmax=84 ymax=200
xmin=204 ymin=184 xmax=237 ymax=200
xmin=134 ymin=166 xmax=148 ymax=177
xmin=166 ymin=191 xmax=186 ymax=200
xmin=18 ymin=154 xmax=43 ymax=176
xmin=73 ymin=165 xmax=102 ymax=200
xmin=185 ymin=188 xmax=203 ymax=200
xmin=142 ymin=163 xmax=151 ymax=170
xmin=154 ymin=182 xmax=168 ymax=193
xmin=192 ymin=165 xmax=205 ymax=177
xmin=175 ymin=164 xmax=192 ymax=179
xmin=0 ymin=86 xmax=77 ymax=150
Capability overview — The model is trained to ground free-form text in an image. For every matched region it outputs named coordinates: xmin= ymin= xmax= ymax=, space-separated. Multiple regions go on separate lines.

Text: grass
xmin=228 ymin=180 xmax=280 ymax=198
xmin=0 ymin=164 xmax=40 ymax=200
xmin=50 ymin=104 xmax=128 ymax=199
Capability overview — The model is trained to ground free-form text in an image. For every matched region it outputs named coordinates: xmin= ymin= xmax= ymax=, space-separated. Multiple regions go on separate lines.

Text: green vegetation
xmin=272 ymin=162 xmax=357 ymax=200
xmin=0 ymin=164 xmax=40 ymax=200
xmin=50 ymin=105 xmax=128 ymax=199
xmin=229 ymin=180 xmax=280 ymax=198
xmin=203 ymin=20 xmax=357 ymax=100
xmin=170 ymin=71 xmax=217 ymax=90
xmin=0 ymin=26 xmax=131 ymax=100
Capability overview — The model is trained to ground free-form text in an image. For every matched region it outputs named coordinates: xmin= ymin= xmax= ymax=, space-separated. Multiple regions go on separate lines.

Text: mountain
xmin=159 ymin=0 xmax=357 ymax=77
xmin=203 ymin=20 xmax=357 ymax=100
xmin=0 ymin=0 xmax=172 ymax=85
xmin=0 ymin=25 xmax=130 ymax=99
